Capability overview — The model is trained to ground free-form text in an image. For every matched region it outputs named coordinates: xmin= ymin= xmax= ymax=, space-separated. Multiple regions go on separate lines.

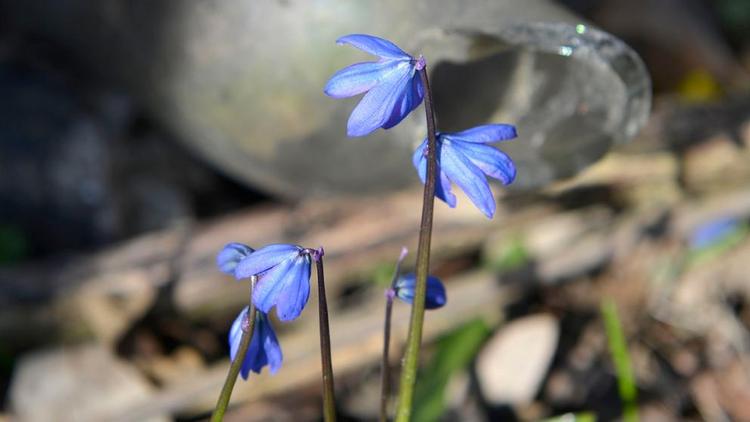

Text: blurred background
xmin=1 ymin=0 xmax=750 ymax=420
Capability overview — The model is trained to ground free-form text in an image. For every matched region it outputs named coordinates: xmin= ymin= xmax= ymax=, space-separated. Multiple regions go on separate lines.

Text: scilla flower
xmin=229 ymin=307 xmax=282 ymax=379
xmin=689 ymin=217 xmax=742 ymax=250
xmin=216 ymin=242 xmax=255 ymax=275
xmin=232 ymin=244 xmax=313 ymax=321
xmin=324 ymin=34 xmax=425 ymax=137
xmin=394 ymin=273 xmax=447 ymax=309
xmin=412 ymin=124 xmax=517 ymax=218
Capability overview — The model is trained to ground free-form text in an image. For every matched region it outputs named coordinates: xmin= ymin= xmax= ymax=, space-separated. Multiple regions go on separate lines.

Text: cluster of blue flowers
xmin=325 ymin=34 xmax=517 ymax=218
xmin=217 ymin=33 xmax=516 ymax=380
xmin=217 ymin=241 xmax=447 ymax=378
xmin=217 ymin=242 xmax=314 ymax=379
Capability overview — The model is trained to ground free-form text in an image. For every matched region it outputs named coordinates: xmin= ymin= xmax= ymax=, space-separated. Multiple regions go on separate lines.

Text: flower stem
xmin=211 ymin=277 xmax=258 ymax=422
xmin=313 ymin=250 xmax=337 ymax=422
xmin=395 ymin=66 xmax=438 ymax=421
xmin=380 ymin=247 xmax=409 ymax=422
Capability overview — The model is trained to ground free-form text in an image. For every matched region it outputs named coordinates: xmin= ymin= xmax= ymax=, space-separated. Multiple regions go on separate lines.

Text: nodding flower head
xmin=394 ymin=273 xmax=447 ymax=310
xmin=226 ymin=244 xmax=313 ymax=322
xmin=324 ymin=34 xmax=424 ymax=137
xmin=413 ymin=124 xmax=517 ymax=218
xmin=217 ymin=242 xmax=256 ymax=275
xmin=229 ymin=307 xmax=282 ymax=379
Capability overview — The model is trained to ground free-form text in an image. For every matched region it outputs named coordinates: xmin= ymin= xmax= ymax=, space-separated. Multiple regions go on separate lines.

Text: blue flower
xmin=412 ymin=124 xmax=517 ymax=218
xmin=229 ymin=307 xmax=283 ymax=379
xmin=690 ymin=217 xmax=742 ymax=250
xmin=234 ymin=244 xmax=312 ymax=321
xmin=324 ymin=34 xmax=425 ymax=137
xmin=394 ymin=273 xmax=447 ymax=309
xmin=216 ymin=242 xmax=255 ymax=275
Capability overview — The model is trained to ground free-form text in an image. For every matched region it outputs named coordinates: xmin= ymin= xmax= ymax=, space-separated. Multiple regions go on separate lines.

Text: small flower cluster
xmin=217 ymin=242 xmax=316 ymax=378
xmin=325 ymin=34 xmax=518 ymax=218
xmin=216 ymin=242 xmax=447 ymax=378
xmin=214 ymin=34 xmax=517 ymax=399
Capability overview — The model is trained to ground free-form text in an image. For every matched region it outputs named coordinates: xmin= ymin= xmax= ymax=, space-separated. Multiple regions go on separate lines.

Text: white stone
xmin=476 ymin=314 xmax=560 ymax=405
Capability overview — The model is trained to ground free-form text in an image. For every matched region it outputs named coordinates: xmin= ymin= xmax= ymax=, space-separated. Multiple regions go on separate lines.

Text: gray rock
xmin=9 ymin=344 xmax=167 ymax=422
xmin=6 ymin=0 xmax=650 ymax=197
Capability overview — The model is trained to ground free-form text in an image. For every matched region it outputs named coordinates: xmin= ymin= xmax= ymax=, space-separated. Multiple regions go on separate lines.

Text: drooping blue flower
xmin=394 ymin=273 xmax=447 ymax=309
xmin=689 ymin=217 xmax=742 ymax=250
xmin=216 ymin=242 xmax=255 ymax=275
xmin=234 ymin=244 xmax=312 ymax=321
xmin=229 ymin=307 xmax=283 ymax=379
xmin=324 ymin=34 xmax=425 ymax=137
xmin=412 ymin=124 xmax=517 ymax=218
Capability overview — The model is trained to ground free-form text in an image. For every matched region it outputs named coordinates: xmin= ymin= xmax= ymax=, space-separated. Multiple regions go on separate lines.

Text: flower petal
xmin=217 ymin=243 xmax=255 ymax=275
xmin=252 ymin=256 xmax=297 ymax=314
xmin=324 ymin=60 xmax=401 ymax=99
xmin=442 ymin=141 xmax=496 ymax=218
xmin=446 ymin=124 xmax=517 ymax=144
xmin=259 ymin=313 xmax=283 ymax=374
xmin=436 ymin=170 xmax=457 ymax=208
xmin=412 ymin=139 xmax=427 ymax=182
xmin=244 ymin=316 xmax=268 ymax=378
xmin=228 ymin=306 xmax=248 ymax=363
xmin=336 ymin=34 xmax=410 ymax=60
xmin=234 ymin=244 xmax=300 ymax=279
xmin=395 ymin=273 xmax=447 ymax=309
xmin=412 ymin=140 xmax=456 ymax=207
xmin=452 ymin=141 xmax=516 ymax=185
xmin=346 ymin=61 xmax=415 ymax=136
xmin=690 ymin=217 xmax=742 ymax=249
xmin=272 ymin=255 xmax=312 ymax=321
xmin=381 ymin=68 xmax=424 ymax=129
xmin=229 ymin=309 xmax=284 ymax=379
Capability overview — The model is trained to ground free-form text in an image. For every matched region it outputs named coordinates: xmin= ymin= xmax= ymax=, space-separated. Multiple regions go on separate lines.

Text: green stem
xmin=395 ymin=65 xmax=438 ymax=421
xmin=380 ymin=296 xmax=395 ymax=422
xmin=211 ymin=277 xmax=258 ymax=422
xmin=380 ymin=247 xmax=409 ymax=422
xmin=313 ymin=251 xmax=337 ymax=421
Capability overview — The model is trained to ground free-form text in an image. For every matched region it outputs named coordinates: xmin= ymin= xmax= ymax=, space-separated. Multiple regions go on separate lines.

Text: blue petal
xmin=252 ymin=256 xmax=297 ymax=314
xmin=243 ymin=314 xmax=268 ymax=378
xmin=441 ymin=140 xmax=496 ymax=218
xmin=381 ymin=68 xmax=424 ymax=129
xmin=412 ymin=140 xmax=456 ymax=207
xmin=229 ymin=309 xmax=284 ymax=379
xmin=412 ymin=140 xmax=427 ymax=181
xmin=452 ymin=141 xmax=516 ymax=185
xmin=228 ymin=306 xmax=248 ymax=363
xmin=324 ymin=60 xmax=401 ymax=99
xmin=346 ymin=61 xmax=416 ymax=136
xmin=259 ymin=313 xmax=283 ymax=374
xmin=246 ymin=313 xmax=276 ymax=376
xmin=270 ymin=256 xmax=312 ymax=321
xmin=217 ymin=243 xmax=255 ymax=275
xmin=446 ymin=124 xmax=517 ymax=144
xmin=234 ymin=244 xmax=300 ymax=279
xmin=436 ymin=170 xmax=457 ymax=207
xmin=690 ymin=217 xmax=741 ymax=249
xmin=336 ymin=34 xmax=410 ymax=60
xmin=395 ymin=273 xmax=447 ymax=309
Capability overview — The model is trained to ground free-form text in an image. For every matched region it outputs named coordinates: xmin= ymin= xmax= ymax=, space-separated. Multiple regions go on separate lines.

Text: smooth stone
xmin=476 ymin=314 xmax=560 ymax=405
xmin=9 ymin=344 xmax=167 ymax=422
